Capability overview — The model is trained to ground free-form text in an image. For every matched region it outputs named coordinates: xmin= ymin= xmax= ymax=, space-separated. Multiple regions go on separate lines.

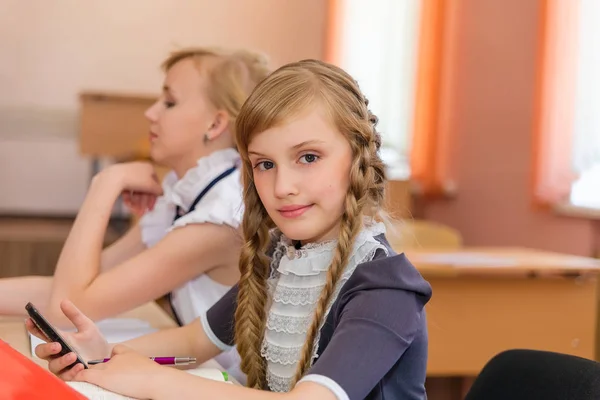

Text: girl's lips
xmin=278 ymin=204 xmax=313 ymax=218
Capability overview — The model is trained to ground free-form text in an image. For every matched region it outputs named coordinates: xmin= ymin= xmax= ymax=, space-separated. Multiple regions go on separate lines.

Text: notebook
xmin=66 ymin=367 xmax=230 ymax=399
xmin=29 ymin=318 xmax=158 ymax=357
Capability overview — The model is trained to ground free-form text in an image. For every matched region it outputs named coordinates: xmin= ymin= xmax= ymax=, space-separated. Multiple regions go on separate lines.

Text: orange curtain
xmin=324 ymin=0 xmax=344 ymax=64
xmin=409 ymin=0 xmax=450 ymax=196
xmin=532 ymin=0 xmax=581 ymax=206
xmin=326 ymin=0 xmax=453 ymax=195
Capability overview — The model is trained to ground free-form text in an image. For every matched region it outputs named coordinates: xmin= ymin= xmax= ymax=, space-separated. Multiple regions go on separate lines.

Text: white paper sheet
xmin=66 ymin=367 xmax=229 ymax=399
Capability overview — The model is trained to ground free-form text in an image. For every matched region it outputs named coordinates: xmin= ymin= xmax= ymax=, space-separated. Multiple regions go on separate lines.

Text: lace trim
xmin=261 ymin=339 xmax=303 ymax=365
xmin=266 ymin=312 xmax=313 ymax=334
xmin=266 ymin=368 xmax=294 ymax=392
xmin=272 ymin=284 xmax=324 ymax=306
xmin=271 ymin=218 xmax=385 ymax=261
xmin=283 ymin=239 xmax=338 ymax=260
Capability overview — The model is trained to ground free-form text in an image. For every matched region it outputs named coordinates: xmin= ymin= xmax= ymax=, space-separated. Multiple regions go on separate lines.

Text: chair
xmin=387 ymin=219 xmax=463 ymax=252
xmin=464 ymin=349 xmax=600 ymax=400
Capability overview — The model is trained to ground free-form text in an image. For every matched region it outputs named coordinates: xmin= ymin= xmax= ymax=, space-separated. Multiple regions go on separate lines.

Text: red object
xmin=0 ymin=339 xmax=87 ymax=400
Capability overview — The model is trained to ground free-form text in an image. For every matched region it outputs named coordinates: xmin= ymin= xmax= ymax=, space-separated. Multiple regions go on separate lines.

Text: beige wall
xmin=0 ymin=0 xmax=327 ymax=215
xmin=424 ymin=0 xmax=598 ymax=256
xmin=0 ymin=0 xmax=327 ymax=109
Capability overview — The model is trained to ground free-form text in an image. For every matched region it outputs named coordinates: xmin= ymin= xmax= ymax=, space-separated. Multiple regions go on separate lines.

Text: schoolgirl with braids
xmin=29 ymin=59 xmax=432 ymax=400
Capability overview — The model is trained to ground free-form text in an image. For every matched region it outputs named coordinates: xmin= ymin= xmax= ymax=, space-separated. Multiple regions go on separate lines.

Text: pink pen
xmin=88 ymin=357 xmax=196 ymax=366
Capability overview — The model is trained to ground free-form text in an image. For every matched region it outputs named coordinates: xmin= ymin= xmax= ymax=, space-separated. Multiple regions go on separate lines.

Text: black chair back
xmin=465 ymin=349 xmax=600 ymax=400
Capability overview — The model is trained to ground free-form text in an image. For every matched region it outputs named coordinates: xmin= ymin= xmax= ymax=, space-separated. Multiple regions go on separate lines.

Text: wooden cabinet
xmin=79 ymin=91 xmax=156 ymax=159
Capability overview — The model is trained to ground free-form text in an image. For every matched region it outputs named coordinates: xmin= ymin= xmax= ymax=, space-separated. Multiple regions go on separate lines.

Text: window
xmin=570 ymin=0 xmax=600 ymax=209
xmin=333 ymin=0 xmax=422 ymax=179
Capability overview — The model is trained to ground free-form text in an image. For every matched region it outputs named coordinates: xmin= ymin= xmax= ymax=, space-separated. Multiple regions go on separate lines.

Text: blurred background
xmin=0 ymin=1 xmax=599 ymax=399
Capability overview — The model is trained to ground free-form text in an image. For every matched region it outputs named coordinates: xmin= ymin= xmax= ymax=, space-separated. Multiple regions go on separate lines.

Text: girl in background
xmin=7 ymin=47 xmax=270 ymax=382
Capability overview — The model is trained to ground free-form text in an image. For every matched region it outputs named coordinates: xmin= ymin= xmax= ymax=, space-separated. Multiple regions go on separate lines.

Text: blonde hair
xmin=162 ymin=47 xmax=271 ymax=138
xmin=233 ymin=59 xmax=387 ymax=389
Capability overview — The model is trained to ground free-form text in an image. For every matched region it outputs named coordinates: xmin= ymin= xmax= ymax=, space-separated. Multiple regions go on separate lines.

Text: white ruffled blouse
xmin=261 ymin=222 xmax=388 ymax=392
xmin=138 ymin=148 xmax=244 ymax=380
xmin=139 ymin=148 xmax=243 ymax=248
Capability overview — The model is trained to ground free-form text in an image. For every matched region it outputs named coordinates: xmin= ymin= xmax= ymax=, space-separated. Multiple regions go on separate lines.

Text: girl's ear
xmin=205 ymin=111 xmax=230 ymax=141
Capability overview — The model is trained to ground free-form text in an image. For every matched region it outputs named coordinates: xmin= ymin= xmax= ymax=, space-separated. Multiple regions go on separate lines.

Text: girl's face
xmin=248 ymin=107 xmax=353 ymax=244
xmin=144 ymin=58 xmax=221 ymax=175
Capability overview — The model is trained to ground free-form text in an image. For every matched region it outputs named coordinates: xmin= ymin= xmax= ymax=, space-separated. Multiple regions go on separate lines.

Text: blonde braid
xmin=234 ymin=174 xmax=272 ymax=389
xmin=292 ymin=135 xmax=376 ymax=384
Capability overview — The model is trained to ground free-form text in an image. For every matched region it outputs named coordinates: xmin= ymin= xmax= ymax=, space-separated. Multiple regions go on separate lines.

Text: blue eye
xmin=256 ymin=161 xmax=274 ymax=171
xmin=299 ymin=154 xmax=319 ymax=164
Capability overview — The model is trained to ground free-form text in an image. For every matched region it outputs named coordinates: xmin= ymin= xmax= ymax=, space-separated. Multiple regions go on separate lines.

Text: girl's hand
xmin=26 ymin=300 xmax=111 ymax=381
xmin=122 ymin=190 xmax=158 ymax=217
xmin=73 ymin=345 xmax=162 ymax=399
xmin=98 ymin=162 xmax=164 ymax=197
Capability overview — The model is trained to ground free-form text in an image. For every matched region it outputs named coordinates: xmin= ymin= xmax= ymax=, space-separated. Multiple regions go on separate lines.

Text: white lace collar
xmin=161 ymin=148 xmax=240 ymax=212
xmin=262 ymin=221 xmax=389 ymax=392
xmin=272 ymin=221 xmax=387 ymax=277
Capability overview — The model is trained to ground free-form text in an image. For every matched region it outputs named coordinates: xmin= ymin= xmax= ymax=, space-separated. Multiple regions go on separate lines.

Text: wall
xmin=425 ymin=0 xmax=597 ymax=256
xmin=0 ymin=0 xmax=327 ymax=110
xmin=0 ymin=0 xmax=327 ymax=215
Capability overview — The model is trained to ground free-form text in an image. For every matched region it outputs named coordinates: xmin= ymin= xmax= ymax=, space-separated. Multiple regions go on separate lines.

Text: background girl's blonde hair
xmin=162 ymin=47 xmax=271 ymax=138
xmin=233 ymin=59 xmax=387 ymax=389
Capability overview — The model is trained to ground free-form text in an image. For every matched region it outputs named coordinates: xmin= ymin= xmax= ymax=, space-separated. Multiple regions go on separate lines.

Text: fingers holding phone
xmin=25 ymin=300 xmax=111 ymax=380
xmin=31 ymin=340 xmax=83 ymax=378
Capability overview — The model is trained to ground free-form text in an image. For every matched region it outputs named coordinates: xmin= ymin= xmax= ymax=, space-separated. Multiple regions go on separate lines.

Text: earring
xmin=203 ymin=133 xmax=210 ymax=143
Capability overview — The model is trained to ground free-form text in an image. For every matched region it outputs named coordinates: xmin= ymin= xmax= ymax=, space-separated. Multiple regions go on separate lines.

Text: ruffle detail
xmin=167 ymin=148 xmax=240 ymax=210
xmin=266 ymin=368 xmax=294 ymax=392
xmin=139 ymin=148 xmax=243 ymax=246
xmin=275 ymin=221 xmax=387 ymax=277
xmin=272 ymin=284 xmax=324 ymax=306
xmin=169 ymin=188 xmax=244 ymax=230
xmin=266 ymin=312 xmax=313 ymax=334
xmin=261 ymin=339 xmax=303 ymax=365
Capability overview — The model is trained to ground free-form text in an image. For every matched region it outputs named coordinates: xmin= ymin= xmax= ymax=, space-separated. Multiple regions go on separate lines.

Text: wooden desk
xmin=405 ymin=247 xmax=600 ymax=377
xmin=0 ymin=302 xmax=177 ymax=368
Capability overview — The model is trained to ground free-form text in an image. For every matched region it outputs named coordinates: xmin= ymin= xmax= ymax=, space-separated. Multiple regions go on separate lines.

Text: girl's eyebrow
xmin=248 ymin=139 xmax=326 ymax=157
xmin=291 ymin=139 xmax=326 ymax=150
xmin=248 ymin=150 xmax=267 ymax=157
xmin=162 ymin=85 xmax=177 ymax=97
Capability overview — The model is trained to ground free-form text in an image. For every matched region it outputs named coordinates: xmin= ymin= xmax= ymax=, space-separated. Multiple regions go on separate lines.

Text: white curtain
xmin=570 ymin=0 xmax=600 ymax=208
xmin=336 ymin=0 xmax=422 ymax=178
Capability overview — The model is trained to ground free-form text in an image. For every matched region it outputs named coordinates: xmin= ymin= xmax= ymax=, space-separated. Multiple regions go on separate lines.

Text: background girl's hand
xmin=122 ymin=190 xmax=158 ymax=217
xmin=100 ymin=162 xmax=164 ymax=196
xmin=26 ymin=300 xmax=111 ymax=380
xmin=73 ymin=344 xmax=162 ymax=399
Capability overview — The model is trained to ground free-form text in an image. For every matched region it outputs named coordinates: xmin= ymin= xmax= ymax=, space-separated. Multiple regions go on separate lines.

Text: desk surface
xmin=410 ymin=248 xmax=600 ymax=376
xmin=405 ymin=247 xmax=600 ymax=278
xmin=0 ymin=302 xmax=178 ymax=368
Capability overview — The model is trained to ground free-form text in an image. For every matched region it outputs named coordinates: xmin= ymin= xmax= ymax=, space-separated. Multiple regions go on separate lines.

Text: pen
xmin=88 ymin=357 xmax=197 ymax=366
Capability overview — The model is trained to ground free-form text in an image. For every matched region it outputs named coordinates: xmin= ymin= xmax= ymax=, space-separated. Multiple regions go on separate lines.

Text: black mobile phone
xmin=25 ymin=302 xmax=88 ymax=369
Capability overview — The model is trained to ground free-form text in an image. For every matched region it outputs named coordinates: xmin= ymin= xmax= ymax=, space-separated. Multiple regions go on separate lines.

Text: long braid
xmin=292 ymin=135 xmax=376 ymax=384
xmin=234 ymin=174 xmax=272 ymax=389
xmin=291 ymin=195 xmax=362 ymax=384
